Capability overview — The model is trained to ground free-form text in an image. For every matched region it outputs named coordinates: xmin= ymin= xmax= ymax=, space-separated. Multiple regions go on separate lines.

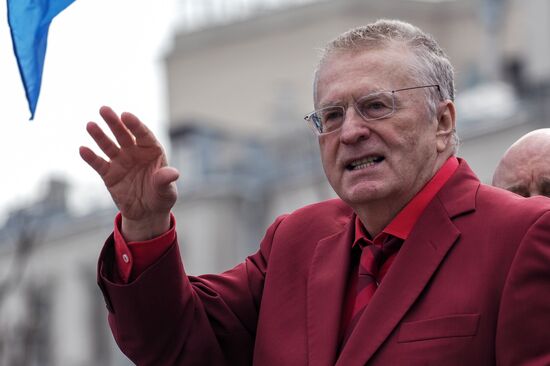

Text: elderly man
xmin=493 ymin=128 xmax=550 ymax=197
xmin=81 ymin=20 xmax=550 ymax=365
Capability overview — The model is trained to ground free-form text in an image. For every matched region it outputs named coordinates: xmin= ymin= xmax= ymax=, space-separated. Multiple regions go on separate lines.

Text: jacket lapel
xmin=336 ymin=161 xmax=479 ymax=365
xmin=307 ymin=217 xmax=355 ymax=366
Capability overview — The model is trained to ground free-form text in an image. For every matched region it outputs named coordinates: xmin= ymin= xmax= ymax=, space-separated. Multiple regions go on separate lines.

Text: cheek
xmin=319 ymin=137 xmax=337 ymax=164
xmin=318 ymin=139 xmax=344 ymax=188
xmin=394 ymin=132 xmax=435 ymax=171
xmin=391 ymin=130 xmax=421 ymax=156
xmin=403 ymin=123 xmax=439 ymax=154
xmin=318 ymin=141 xmax=334 ymax=176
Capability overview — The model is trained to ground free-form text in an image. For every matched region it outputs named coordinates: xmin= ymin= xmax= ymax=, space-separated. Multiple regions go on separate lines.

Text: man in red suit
xmin=80 ymin=19 xmax=550 ymax=365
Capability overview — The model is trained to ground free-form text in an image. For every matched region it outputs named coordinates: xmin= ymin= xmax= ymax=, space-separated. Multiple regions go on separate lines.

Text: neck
xmin=354 ymin=197 xmax=411 ymax=238
xmin=355 ymin=153 xmax=453 ymax=237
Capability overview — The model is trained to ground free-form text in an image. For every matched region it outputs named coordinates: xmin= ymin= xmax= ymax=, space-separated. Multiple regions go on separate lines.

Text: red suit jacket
xmin=98 ymin=160 xmax=550 ymax=365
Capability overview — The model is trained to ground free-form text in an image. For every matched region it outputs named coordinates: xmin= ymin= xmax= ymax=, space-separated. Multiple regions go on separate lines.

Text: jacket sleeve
xmin=97 ymin=214 xmax=288 ymax=366
xmin=496 ymin=210 xmax=550 ymax=366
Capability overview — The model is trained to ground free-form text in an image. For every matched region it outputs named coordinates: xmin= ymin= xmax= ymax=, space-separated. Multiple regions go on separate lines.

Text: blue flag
xmin=7 ymin=0 xmax=76 ymax=120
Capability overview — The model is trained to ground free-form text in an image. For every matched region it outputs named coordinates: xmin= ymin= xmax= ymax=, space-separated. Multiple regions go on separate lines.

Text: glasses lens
xmin=315 ymin=106 xmax=344 ymax=134
xmin=356 ymin=92 xmax=394 ymax=120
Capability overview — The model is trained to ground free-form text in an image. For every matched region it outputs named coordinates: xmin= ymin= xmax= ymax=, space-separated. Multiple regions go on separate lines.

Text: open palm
xmin=80 ymin=106 xmax=179 ymax=237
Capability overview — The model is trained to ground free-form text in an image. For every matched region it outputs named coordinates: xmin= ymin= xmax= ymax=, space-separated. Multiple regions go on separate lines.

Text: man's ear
xmin=435 ymin=100 xmax=456 ymax=152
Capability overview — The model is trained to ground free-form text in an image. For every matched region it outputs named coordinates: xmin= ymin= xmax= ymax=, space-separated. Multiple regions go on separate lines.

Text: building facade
xmin=1 ymin=0 xmax=549 ymax=364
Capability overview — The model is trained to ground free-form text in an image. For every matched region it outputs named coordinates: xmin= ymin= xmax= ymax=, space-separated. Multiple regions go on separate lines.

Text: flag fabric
xmin=7 ymin=0 xmax=76 ymax=120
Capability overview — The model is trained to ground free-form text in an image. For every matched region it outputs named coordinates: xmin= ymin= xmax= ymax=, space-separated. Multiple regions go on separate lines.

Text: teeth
xmin=350 ymin=157 xmax=381 ymax=170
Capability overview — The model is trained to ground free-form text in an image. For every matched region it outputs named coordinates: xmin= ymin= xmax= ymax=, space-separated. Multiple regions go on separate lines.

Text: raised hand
xmin=80 ymin=106 xmax=179 ymax=241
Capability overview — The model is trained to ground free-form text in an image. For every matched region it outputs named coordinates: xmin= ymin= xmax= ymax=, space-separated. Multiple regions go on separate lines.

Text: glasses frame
xmin=304 ymin=84 xmax=441 ymax=135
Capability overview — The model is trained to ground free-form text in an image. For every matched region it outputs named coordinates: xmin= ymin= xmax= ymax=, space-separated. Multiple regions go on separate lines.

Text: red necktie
xmin=342 ymin=235 xmax=403 ymax=344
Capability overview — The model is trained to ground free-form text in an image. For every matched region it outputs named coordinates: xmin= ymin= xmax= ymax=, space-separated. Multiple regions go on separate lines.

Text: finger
xmin=120 ymin=111 xmax=159 ymax=147
xmin=154 ymin=167 xmax=180 ymax=188
xmin=79 ymin=146 xmax=110 ymax=177
xmin=153 ymin=167 xmax=179 ymax=201
xmin=86 ymin=121 xmax=120 ymax=160
xmin=99 ymin=106 xmax=136 ymax=148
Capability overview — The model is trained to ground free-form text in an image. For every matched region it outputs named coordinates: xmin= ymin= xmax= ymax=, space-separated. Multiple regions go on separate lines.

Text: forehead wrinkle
xmin=317 ymin=98 xmax=345 ymax=109
xmin=315 ymin=46 xmax=414 ymax=107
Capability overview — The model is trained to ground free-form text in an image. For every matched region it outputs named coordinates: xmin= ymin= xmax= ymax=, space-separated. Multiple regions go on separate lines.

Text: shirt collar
xmin=354 ymin=156 xmax=459 ymax=245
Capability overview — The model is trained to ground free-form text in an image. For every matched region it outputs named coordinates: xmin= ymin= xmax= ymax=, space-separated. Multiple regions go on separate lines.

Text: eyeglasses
xmin=304 ymin=84 xmax=441 ymax=135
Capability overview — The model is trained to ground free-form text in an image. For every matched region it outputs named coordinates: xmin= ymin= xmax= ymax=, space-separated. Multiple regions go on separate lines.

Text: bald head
xmin=493 ymin=129 xmax=550 ymax=197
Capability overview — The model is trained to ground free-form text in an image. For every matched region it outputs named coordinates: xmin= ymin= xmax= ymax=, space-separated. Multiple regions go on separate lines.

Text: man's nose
xmin=339 ymin=107 xmax=371 ymax=144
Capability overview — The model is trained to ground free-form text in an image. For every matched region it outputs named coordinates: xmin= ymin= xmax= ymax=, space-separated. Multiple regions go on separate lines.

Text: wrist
xmin=121 ymin=213 xmax=171 ymax=242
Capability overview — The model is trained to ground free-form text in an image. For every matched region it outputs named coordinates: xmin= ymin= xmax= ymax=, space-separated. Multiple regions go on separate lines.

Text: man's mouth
xmin=346 ymin=156 xmax=385 ymax=171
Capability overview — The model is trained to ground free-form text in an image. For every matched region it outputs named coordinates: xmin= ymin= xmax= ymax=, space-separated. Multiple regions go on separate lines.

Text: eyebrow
xmin=317 ymin=88 xmax=388 ymax=109
xmin=317 ymin=100 xmax=344 ymax=109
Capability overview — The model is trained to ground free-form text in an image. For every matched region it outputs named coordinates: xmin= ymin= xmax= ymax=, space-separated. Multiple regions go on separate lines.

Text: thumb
xmin=153 ymin=167 xmax=180 ymax=197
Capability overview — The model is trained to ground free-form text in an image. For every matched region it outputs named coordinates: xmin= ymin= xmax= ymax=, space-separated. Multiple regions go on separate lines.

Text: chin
xmin=338 ymin=185 xmax=386 ymax=206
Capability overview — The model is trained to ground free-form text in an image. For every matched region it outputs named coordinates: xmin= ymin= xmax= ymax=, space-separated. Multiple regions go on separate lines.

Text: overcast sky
xmin=0 ymin=0 xmax=177 ymax=224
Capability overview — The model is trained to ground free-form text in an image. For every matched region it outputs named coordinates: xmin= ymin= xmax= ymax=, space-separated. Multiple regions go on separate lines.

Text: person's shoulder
xmin=479 ymin=183 xmax=550 ymax=204
xmin=291 ymin=198 xmax=353 ymax=218
xmin=478 ymin=183 xmax=550 ymax=215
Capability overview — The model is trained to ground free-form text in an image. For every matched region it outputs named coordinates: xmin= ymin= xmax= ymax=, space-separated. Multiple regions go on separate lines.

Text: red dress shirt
xmin=339 ymin=156 xmax=459 ymax=340
xmin=112 ymin=213 xmax=176 ymax=283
